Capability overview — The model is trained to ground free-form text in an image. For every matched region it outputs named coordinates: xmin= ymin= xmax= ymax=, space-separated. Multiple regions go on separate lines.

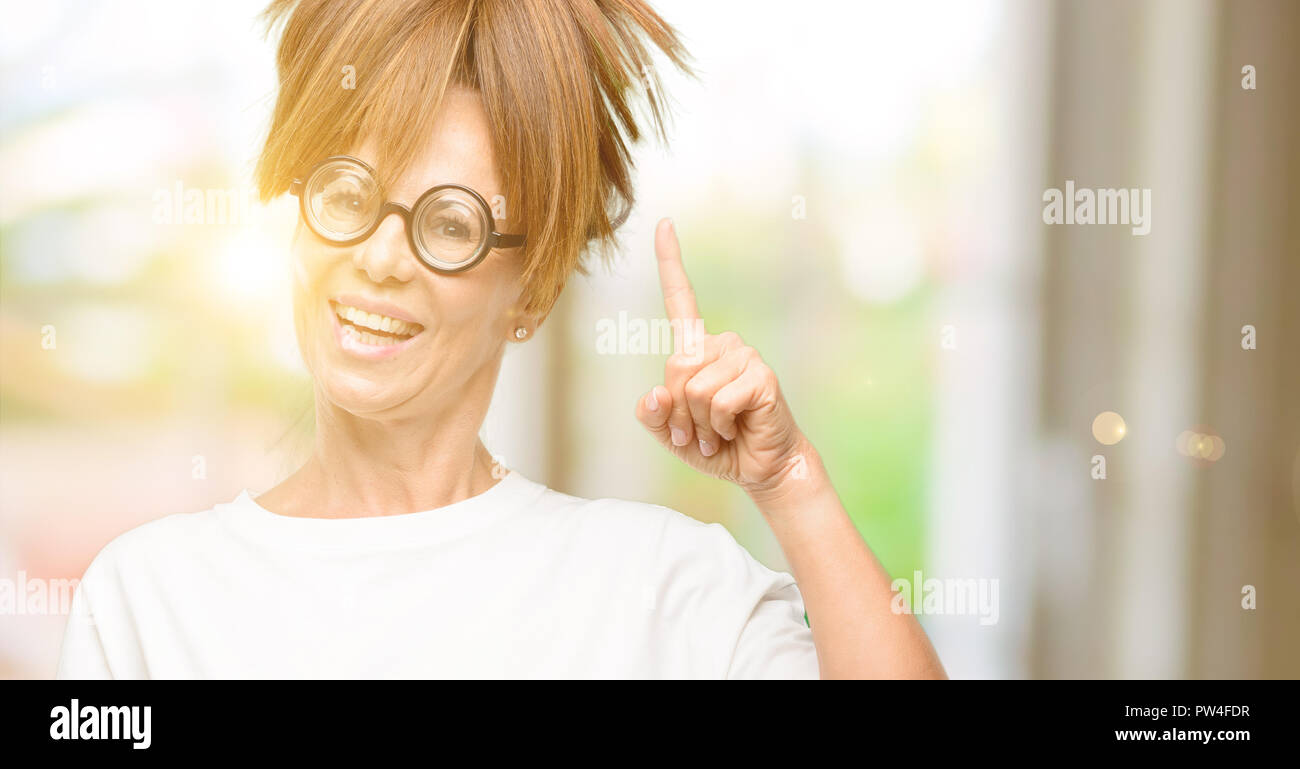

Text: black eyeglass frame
xmin=289 ymin=155 xmax=526 ymax=274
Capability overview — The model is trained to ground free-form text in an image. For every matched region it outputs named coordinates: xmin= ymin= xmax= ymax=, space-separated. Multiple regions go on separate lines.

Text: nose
xmin=352 ymin=211 xmax=419 ymax=284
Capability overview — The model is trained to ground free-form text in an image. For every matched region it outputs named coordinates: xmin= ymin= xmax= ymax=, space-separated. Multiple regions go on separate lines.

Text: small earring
xmin=514 ymin=327 xmax=528 ymax=340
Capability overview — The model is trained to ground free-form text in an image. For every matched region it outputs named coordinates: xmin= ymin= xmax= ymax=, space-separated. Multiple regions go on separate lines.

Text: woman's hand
xmin=635 ymin=219 xmax=947 ymax=678
xmin=635 ymin=218 xmax=814 ymax=502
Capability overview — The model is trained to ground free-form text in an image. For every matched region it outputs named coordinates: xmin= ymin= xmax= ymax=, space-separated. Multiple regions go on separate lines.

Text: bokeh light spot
xmin=1092 ymin=411 xmax=1126 ymax=445
xmin=1176 ymin=426 xmax=1226 ymax=464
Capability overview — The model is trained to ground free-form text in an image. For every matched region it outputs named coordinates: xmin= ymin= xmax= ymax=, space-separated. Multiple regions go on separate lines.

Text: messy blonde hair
xmin=255 ymin=0 xmax=691 ymax=315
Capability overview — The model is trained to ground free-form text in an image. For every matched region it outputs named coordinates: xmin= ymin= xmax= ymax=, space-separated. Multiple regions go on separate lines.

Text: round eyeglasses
xmin=289 ymin=155 xmax=526 ymax=274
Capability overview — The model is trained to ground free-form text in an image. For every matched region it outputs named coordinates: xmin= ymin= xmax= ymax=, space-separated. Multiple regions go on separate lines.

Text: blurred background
xmin=1 ymin=0 xmax=1296 ymax=678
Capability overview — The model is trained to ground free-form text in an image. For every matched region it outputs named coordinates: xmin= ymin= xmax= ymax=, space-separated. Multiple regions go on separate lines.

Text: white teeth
xmin=331 ymin=302 xmax=422 ymax=338
xmin=340 ymin=324 xmax=403 ymax=347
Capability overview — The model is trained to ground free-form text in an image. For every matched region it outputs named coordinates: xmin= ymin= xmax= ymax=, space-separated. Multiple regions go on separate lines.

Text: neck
xmin=264 ymin=367 xmax=503 ymax=519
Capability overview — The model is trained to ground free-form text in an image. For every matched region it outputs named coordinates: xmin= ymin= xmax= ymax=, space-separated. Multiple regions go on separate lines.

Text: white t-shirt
xmin=56 ymin=471 xmax=819 ymax=679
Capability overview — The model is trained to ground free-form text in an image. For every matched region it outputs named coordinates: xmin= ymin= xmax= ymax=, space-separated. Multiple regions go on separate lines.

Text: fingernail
xmin=665 ymin=217 xmax=675 ymax=234
xmin=646 ymin=390 xmax=659 ymax=412
xmin=670 ymin=427 xmax=687 ymax=446
xmin=698 ymin=439 xmax=715 ymax=457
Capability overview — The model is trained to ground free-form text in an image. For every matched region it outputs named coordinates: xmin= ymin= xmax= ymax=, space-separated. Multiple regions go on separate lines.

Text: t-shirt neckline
xmin=225 ymin=470 xmax=545 ymax=551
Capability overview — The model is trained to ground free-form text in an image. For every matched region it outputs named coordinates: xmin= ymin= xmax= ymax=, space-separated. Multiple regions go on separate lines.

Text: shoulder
xmin=79 ymin=495 xmax=241 ymax=584
xmin=532 ymin=484 xmax=681 ymax=533
xmin=532 ymin=484 xmax=729 ymax=547
xmin=531 ymin=484 xmax=792 ymax=591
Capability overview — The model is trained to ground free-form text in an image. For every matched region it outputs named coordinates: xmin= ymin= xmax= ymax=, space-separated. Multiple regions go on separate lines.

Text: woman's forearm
xmin=748 ymin=439 xmax=948 ymax=679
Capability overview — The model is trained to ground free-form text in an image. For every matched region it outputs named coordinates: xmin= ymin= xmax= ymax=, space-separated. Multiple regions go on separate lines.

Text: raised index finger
xmin=655 ymin=217 xmax=703 ymax=329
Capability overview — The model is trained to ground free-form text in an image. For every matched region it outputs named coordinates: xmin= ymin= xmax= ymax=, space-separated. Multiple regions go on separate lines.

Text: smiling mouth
xmin=330 ymin=300 xmax=424 ymax=346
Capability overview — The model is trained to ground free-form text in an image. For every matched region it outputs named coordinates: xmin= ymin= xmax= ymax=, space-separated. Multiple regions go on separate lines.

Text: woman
xmin=57 ymin=0 xmax=945 ymax=679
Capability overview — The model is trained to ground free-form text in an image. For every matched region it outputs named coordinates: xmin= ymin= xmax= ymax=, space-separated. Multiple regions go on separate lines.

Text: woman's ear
xmin=529 ymin=305 xmax=553 ymax=332
xmin=504 ymin=312 xmax=539 ymax=344
xmin=505 ymin=293 xmax=554 ymax=343
xmin=508 ymin=312 xmax=548 ymax=343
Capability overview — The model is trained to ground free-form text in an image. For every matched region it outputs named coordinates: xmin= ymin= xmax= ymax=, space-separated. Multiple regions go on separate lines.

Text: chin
xmin=316 ymin=368 xmax=421 ymax=418
xmin=305 ymin=330 xmax=426 ymax=418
